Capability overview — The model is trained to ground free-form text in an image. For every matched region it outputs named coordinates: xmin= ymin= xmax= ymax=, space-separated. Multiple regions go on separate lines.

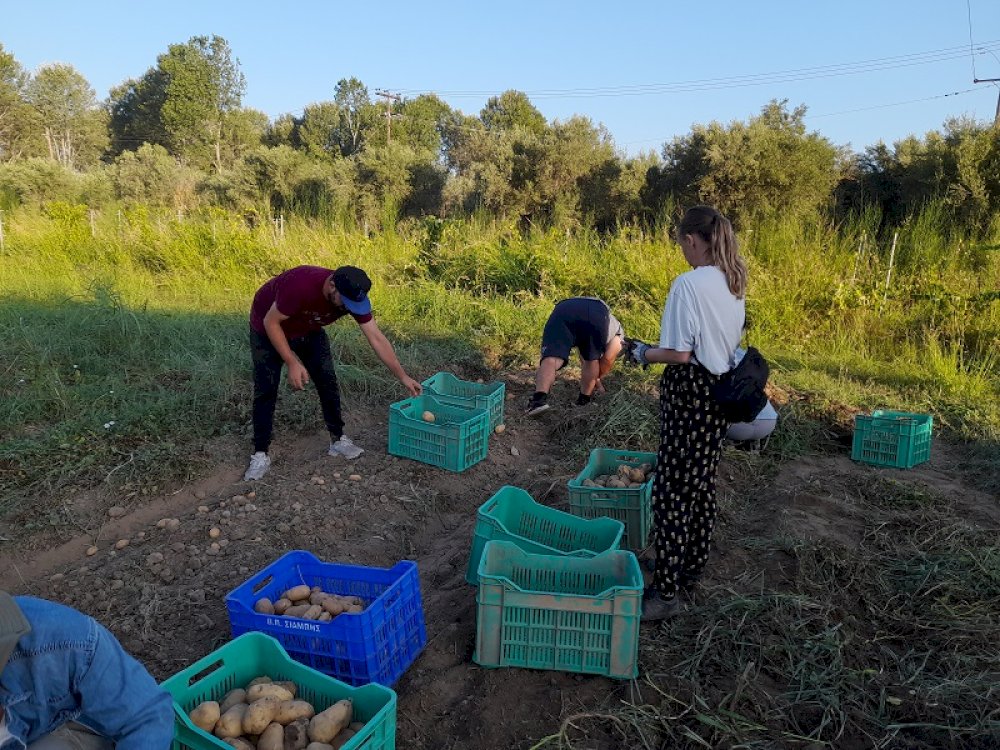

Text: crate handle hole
xmin=252 ymin=574 xmax=274 ymax=595
xmin=187 ymin=658 xmax=224 ymax=687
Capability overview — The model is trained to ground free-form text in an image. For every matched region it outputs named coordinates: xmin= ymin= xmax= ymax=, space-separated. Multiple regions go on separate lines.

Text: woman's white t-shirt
xmin=659 ymin=266 xmax=745 ymax=375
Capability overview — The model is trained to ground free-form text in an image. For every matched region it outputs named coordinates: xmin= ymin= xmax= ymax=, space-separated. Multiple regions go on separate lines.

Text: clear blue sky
xmin=4 ymin=0 xmax=999 ymax=156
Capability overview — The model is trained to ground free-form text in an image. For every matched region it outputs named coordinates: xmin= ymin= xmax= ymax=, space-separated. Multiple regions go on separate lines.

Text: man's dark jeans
xmin=251 ymin=328 xmax=344 ymax=453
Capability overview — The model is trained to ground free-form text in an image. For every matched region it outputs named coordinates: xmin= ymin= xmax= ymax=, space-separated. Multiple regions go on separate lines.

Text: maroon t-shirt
xmin=249 ymin=266 xmax=373 ymax=339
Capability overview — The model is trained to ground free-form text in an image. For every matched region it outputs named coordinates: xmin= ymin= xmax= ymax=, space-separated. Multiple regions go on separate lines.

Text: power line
xmin=967 ymin=0 xmax=979 ymax=80
xmin=391 ymin=40 xmax=1000 ymax=99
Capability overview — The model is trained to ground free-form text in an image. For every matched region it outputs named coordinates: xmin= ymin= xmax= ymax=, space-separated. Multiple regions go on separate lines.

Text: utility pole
xmin=374 ymin=90 xmax=401 ymax=143
xmin=972 ymin=47 xmax=1000 ymax=126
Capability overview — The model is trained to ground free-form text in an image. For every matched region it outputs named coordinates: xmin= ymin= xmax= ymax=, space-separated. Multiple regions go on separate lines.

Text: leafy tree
xmin=332 ymin=78 xmax=377 ymax=156
xmin=643 ymin=100 xmax=841 ymax=226
xmin=395 ymin=94 xmax=453 ymax=157
xmin=481 ymin=90 xmax=547 ymax=135
xmin=264 ymin=113 xmax=297 ymax=148
xmin=297 ymin=102 xmax=341 ymax=159
xmin=25 ymin=63 xmax=107 ymax=169
xmin=0 ymin=44 xmax=44 ymax=162
xmin=107 ymin=71 xmax=168 ymax=156
xmin=112 ymin=143 xmax=188 ymax=204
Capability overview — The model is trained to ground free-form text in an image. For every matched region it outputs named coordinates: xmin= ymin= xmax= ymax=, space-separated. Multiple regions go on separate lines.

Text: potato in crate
xmin=225 ymin=551 xmax=426 ymax=687
xmin=474 ymin=540 xmax=643 ymax=679
xmin=567 ymin=448 xmax=656 ymax=551
xmin=466 ymin=485 xmax=624 ymax=585
xmin=164 ymin=632 xmax=396 ymax=750
xmin=421 ymin=371 xmax=506 ymax=430
xmin=388 ymin=394 xmax=490 ymax=472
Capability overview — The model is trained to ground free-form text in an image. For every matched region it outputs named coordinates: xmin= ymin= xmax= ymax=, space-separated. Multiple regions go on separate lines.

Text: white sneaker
xmin=329 ymin=436 xmax=364 ymax=460
xmin=243 ymin=451 xmax=271 ymax=481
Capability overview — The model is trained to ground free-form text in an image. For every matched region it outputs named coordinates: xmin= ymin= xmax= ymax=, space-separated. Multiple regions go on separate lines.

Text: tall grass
xmin=0 ymin=203 xmax=997 ymax=529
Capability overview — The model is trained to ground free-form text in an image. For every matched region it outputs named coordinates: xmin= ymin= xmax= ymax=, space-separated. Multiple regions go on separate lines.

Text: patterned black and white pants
xmin=651 ymin=363 xmax=728 ymax=599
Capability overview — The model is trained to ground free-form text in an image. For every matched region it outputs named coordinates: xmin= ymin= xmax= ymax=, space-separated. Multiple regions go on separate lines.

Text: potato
xmin=254 ymin=597 xmax=275 ymax=615
xmin=616 ymin=464 xmax=632 ymax=479
xmin=284 ymin=717 xmax=310 ymax=749
xmin=629 ymin=467 xmax=646 ymax=483
xmin=582 ymin=478 xmax=596 ymax=487
xmin=275 ymin=680 xmax=298 ymax=698
xmin=244 ymin=696 xmax=282 ymax=735
xmin=189 ymin=701 xmax=220 ymax=732
xmin=607 ymin=478 xmax=626 ymax=488
xmin=348 ymin=721 xmax=364 ymax=732
xmin=302 ymin=604 xmax=323 ymax=620
xmin=421 ymin=410 xmax=435 ymax=422
xmin=276 ymin=700 xmax=315 ymax=724
xmin=257 ymin=721 xmax=285 ymax=750
xmin=628 ymin=482 xmax=642 ymax=488
xmin=273 ymin=598 xmax=292 ymax=615
xmin=309 ymin=591 xmax=330 ymax=605
xmin=494 ymin=423 xmax=506 ymax=434
xmin=318 ymin=611 xmax=332 ymax=622
xmin=219 ymin=688 xmax=247 ymax=714
xmin=346 ymin=604 xmax=364 ymax=614
xmin=639 ymin=462 xmax=652 ymax=473
xmin=308 ymin=699 xmax=353 ymax=742
xmin=285 ymin=604 xmax=312 ymax=618
xmin=306 ymin=744 xmax=335 ymax=750
xmin=247 ymin=683 xmax=294 ymax=703
xmin=320 ymin=598 xmax=346 ymax=616
xmin=247 ymin=676 xmax=273 ymax=688
xmin=284 ymin=585 xmax=312 ymax=602
xmin=214 ymin=704 xmax=248 ymax=738
xmin=330 ymin=728 xmax=356 ymax=750
xmin=594 ymin=476 xmax=608 ymax=487
xmin=222 ymin=739 xmax=254 ymax=750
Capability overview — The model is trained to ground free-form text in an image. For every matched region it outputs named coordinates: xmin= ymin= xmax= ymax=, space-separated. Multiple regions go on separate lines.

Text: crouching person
xmin=0 ymin=592 xmax=174 ymax=749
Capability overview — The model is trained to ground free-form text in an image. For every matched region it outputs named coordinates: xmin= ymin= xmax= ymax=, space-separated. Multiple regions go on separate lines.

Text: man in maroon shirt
xmin=245 ymin=265 xmax=422 ymax=481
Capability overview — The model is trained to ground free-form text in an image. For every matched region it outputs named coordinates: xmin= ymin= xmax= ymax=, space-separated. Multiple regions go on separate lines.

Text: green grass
xmin=0 ymin=204 xmax=998 ymax=534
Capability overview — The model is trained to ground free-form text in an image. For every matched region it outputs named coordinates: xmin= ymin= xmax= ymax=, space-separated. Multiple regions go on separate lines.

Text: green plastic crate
xmin=466 ymin=486 xmax=624 ymax=585
xmin=388 ymin=394 xmax=489 ymax=472
xmin=567 ymin=448 xmax=656 ymax=551
xmin=474 ymin=540 xmax=642 ymax=679
xmin=852 ymin=410 xmax=933 ymax=469
xmin=421 ymin=371 xmax=506 ymax=430
xmin=165 ymin=632 xmax=396 ymax=750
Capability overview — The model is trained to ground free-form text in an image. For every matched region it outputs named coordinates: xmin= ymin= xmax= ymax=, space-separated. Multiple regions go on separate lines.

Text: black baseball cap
xmin=332 ymin=266 xmax=372 ymax=316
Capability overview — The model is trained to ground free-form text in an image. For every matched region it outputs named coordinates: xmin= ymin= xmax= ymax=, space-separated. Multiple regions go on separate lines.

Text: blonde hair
xmin=677 ymin=205 xmax=748 ymax=299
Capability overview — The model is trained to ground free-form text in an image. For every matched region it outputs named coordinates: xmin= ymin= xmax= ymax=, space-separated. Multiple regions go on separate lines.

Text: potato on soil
xmin=308 ymin=699 xmax=353 ymax=742
xmin=273 ymin=598 xmax=292 ymax=615
xmin=247 ymin=683 xmax=294 ymax=703
xmin=219 ymin=688 xmax=247 ymax=713
xmin=254 ymin=597 xmax=275 ymax=615
xmin=257 ymin=721 xmax=285 ymax=750
xmin=284 ymin=584 xmax=312 ymax=602
xmin=243 ymin=695 xmax=282 ymax=734
xmin=275 ymin=700 xmax=315 ymax=724
xmin=284 ymin=717 xmax=310 ymax=749
xmin=214 ymin=704 xmax=249 ymax=738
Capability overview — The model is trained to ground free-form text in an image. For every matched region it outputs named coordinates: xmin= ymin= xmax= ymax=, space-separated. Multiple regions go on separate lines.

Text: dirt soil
xmin=2 ymin=374 xmax=996 ymax=749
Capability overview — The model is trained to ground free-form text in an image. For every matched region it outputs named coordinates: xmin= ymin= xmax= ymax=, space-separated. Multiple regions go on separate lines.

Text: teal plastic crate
xmin=165 ymin=632 xmax=396 ymax=750
xmin=852 ymin=410 xmax=933 ymax=469
xmin=421 ymin=371 xmax=506 ymax=430
xmin=466 ymin=486 xmax=624 ymax=585
xmin=567 ymin=448 xmax=656 ymax=551
xmin=388 ymin=394 xmax=489 ymax=472
xmin=474 ymin=540 xmax=642 ymax=679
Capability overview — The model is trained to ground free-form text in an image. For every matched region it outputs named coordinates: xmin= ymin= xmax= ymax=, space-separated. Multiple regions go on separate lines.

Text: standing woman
xmin=630 ymin=206 xmax=747 ymax=621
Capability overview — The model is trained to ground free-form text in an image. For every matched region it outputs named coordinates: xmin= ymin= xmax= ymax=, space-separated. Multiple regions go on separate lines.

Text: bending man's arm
xmin=263 ymin=302 xmax=309 ymax=389
xmin=359 ymin=319 xmax=423 ymax=396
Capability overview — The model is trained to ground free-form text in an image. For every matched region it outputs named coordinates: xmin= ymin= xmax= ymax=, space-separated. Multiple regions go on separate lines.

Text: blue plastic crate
xmin=388 ymin=394 xmax=490 ymax=472
xmin=225 ymin=551 xmax=426 ymax=687
xmin=421 ymin=372 xmax=506 ymax=430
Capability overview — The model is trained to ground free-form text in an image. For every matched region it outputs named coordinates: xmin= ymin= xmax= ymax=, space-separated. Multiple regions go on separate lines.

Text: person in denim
xmin=0 ymin=593 xmax=174 ymax=749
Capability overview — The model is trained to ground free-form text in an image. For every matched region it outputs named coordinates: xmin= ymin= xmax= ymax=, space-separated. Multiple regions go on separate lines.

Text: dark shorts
xmin=540 ymin=297 xmax=612 ymax=368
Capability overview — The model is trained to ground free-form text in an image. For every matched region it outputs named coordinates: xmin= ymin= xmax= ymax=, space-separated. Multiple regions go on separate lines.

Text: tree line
xmin=1 ymin=35 xmax=999 ymax=235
